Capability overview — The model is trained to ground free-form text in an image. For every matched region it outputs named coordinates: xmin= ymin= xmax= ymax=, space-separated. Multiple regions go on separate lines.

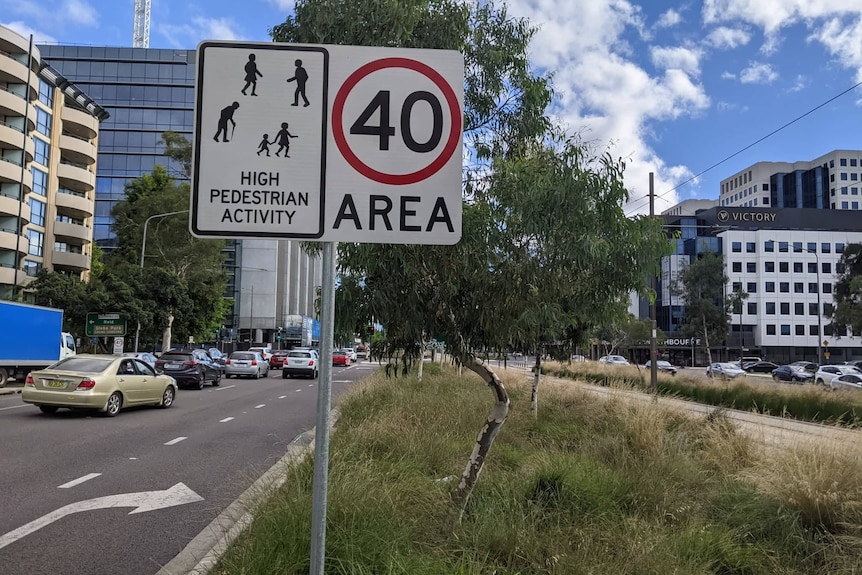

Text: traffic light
xmin=276 ymin=326 xmax=283 ymax=341
xmin=367 ymin=325 xmax=375 ymax=335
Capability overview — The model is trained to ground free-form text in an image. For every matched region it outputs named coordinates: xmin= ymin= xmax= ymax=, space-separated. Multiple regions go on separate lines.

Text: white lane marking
xmin=129 ymin=458 xmax=137 ymax=460
xmin=254 ymin=404 xmax=265 ymax=409
xmin=0 ymin=404 xmax=28 ymax=411
xmin=164 ymin=437 xmax=187 ymax=446
xmin=214 ymin=385 xmax=236 ymax=391
xmin=58 ymin=473 xmax=101 ymax=489
xmin=220 ymin=417 xmax=234 ymax=423
xmin=333 ymin=380 xmax=352 ymax=383
xmin=295 ymin=389 xmax=302 ymax=392
xmin=308 ymin=384 xmax=314 ymax=387
xmin=278 ymin=395 xmax=286 ymax=399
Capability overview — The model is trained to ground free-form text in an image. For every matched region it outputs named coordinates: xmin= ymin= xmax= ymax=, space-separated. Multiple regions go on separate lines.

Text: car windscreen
xmin=159 ymin=353 xmax=193 ymax=361
xmin=288 ymin=352 xmax=311 ymax=358
xmin=231 ymin=353 xmax=256 ymax=360
xmin=48 ymin=357 xmax=114 ymax=373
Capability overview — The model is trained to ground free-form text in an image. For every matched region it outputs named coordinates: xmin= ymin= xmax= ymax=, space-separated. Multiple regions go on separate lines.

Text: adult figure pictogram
xmin=273 ymin=122 xmax=298 ymax=157
xmin=286 ymin=59 xmax=310 ymax=107
xmin=213 ymin=101 xmax=240 ymax=143
xmin=241 ymin=53 xmax=263 ymax=96
xmin=257 ymin=133 xmax=273 ymax=156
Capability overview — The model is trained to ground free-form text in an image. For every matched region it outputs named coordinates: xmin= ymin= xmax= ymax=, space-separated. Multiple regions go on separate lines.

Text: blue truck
xmin=0 ymin=301 xmax=76 ymax=387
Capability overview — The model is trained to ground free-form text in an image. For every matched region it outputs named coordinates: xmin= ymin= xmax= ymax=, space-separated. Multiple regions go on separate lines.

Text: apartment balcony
xmin=0 ymin=157 xmax=31 ymax=193
xmin=0 ymin=225 xmax=27 ymax=253
xmin=0 ymin=121 xmax=35 ymax=163
xmin=60 ymin=133 xmax=97 ymax=166
xmin=0 ymin=26 xmax=41 ymax=64
xmin=0 ymin=88 xmax=36 ymax=132
xmin=0 ymin=192 xmax=29 ymax=221
xmin=0 ymin=264 xmax=26 ymax=287
xmin=51 ymin=249 xmax=90 ymax=272
xmin=55 ymin=189 xmax=93 ymax=219
xmin=57 ymin=161 xmax=95 ymax=193
xmin=52 ymin=220 xmax=92 ymax=245
xmin=61 ymin=106 xmax=98 ymax=140
xmin=0 ymin=55 xmax=32 ymax=86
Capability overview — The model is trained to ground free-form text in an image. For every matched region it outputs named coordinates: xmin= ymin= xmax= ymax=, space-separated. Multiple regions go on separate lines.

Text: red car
xmin=332 ymin=350 xmax=351 ymax=366
xmin=269 ymin=351 xmax=289 ymax=369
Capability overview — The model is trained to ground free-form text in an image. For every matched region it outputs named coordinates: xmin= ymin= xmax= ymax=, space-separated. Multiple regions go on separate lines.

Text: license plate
xmin=167 ymin=363 xmax=181 ymax=369
xmin=46 ymin=380 xmax=65 ymax=388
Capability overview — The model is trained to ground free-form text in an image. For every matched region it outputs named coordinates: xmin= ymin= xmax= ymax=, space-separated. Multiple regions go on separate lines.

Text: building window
xmin=24 ymin=259 xmax=42 ymax=277
xmin=793 ymin=242 xmax=803 ymax=253
xmin=765 ymin=261 xmax=775 ymax=272
xmin=822 ymin=262 xmax=831 ymax=274
xmin=38 ymin=78 xmax=53 ymax=107
xmin=809 ymin=303 xmax=818 ymax=315
xmin=794 ymin=262 xmax=803 ymax=273
xmin=779 ymin=262 xmax=789 ymax=273
xmin=765 ymin=281 xmax=775 ymax=292
xmin=842 ymin=201 xmax=849 ymax=209
xmin=35 ymin=108 xmax=52 ymax=137
xmin=767 ymin=324 xmax=776 ymax=335
xmin=747 ymin=282 xmax=757 ymax=293
xmin=746 ymin=262 xmax=756 ymax=273
xmin=822 ymin=242 xmax=831 ymax=253
xmin=26 ymin=229 xmax=43 ymax=256
xmin=779 ymin=242 xmax=789 ymax=253
xmin=852 ymin=159 xmax=858 ymax=167
xmin=766 ymin=302 xmax=776 ymax=315
xmin=732 ymin=282 xmax=742 ymax=292
xmin=795 ymin=325 xmax=805 ymax=336
xmin=746 ymin=242 xmax=756 ymax=253
xmin=732 ymin=241 xmax=742 ymax=253
xmin=825 ymin=303 xmax=834 ymax=316
xmin=807 ymin=262 xmax=817 ymax=274
xmin=794 ymin=282 xmax=804 ymax=293
xmin=732 ymin=262 xmax=742 ymax=273
xmin=33 ymin=137 xmax=49 ymax=166
xmin=853 ymin=202 xmax=859 ymax=209
xmin=823 ymin=283 xmax=832 ymax=294
xmin=31 ymin=167 xmax=48 ymax=196
xmin=779 ymin=282 xmax=789 ymax=293
xmin=841 ymin=158 xmax=848 ymax=167
xmin=29 ymin=198 xmax=45 ymax=226
xmin=765 ymin=240 xmax=774 ymax=252
xmin=794 ymin=302 xmax=804 ymax=315
xmin=837 ymin=243 xmax=845 ymax=253
xmin=841 ymin=187 xmax=849 ymax=195
xmin=781 ymin=325 xmax=791 ymax=336
xmin=810 ymin=325 xmax=820 ymax=336
xmin=841 ymin=173 xmax=848 ymax=180
xmin=780 ymin=302 xmax=790 ymax=315
xmin=747 ymin=302 xmax=757 ymax=315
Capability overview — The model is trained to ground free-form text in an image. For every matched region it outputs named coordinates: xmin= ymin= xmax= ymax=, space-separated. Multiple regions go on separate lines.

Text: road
xmin=0 ymin=360 xmax=378 ymax=575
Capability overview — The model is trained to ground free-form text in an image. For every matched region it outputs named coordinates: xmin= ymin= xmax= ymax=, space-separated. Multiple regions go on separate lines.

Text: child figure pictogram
xmin=273 ymin=122 xmax=298 ymax=158
xmin=257 ymin=134 xmax=273 ymax=156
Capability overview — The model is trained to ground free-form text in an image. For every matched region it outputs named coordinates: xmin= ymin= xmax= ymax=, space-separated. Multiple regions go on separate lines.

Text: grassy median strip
xmin=213 ymin=362 xmax=862 ymax=574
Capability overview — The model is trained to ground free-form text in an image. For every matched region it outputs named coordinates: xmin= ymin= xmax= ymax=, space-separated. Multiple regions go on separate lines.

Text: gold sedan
xmin=22 ymin=354 xmax=178 ymax=417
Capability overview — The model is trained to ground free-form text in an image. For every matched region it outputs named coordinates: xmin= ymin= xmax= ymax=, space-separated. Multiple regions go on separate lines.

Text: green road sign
xmin=86 ymin=312 xmax=127 ymax=337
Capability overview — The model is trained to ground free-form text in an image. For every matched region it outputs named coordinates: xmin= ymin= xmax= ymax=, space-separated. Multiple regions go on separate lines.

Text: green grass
xmin=212 ymin=365 xmax=862 ymax=575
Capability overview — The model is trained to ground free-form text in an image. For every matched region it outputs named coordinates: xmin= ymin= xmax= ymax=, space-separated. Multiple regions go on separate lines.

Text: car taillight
xmin=225 ymin=359 xmax=232 ymax=365
xmin=309 ymin=360 xmax=315 ymax=366
xmin=185 ymin=361 xmax=197 ymax=367
xmin=251 ymin=359 xmax=258 ymax=365
xmin=76 ymin=378 xmax=96 ymax=390
xmin=25 ymin=375 xmax=35 ymax=387
xmin=155 ymin=360 xmax=164 ymax=367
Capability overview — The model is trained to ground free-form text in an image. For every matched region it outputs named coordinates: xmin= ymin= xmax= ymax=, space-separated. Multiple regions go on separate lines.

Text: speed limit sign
xmin=191 ymin=42 xmax=463 ymax=245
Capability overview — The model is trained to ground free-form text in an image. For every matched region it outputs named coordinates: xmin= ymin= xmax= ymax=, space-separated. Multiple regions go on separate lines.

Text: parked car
xmin=815 ymin=364 xmax=862 ymax=387
xmin=830 ymin=373 xmax=862 ymax=390
xmin=599 ymin=355 xmax=630 ymax=366
xmin=355 ymin=344 xmax=368 ymax=359
xmin=22 ymin=354 xmax=177 ymax=416
xmin=844 ymin=360 xmax=862 ymax=370
xmin=771 ymin=364 xmax=814 ymax=383
xmin=706 ymin=362 xmax=746 ymax=380
xmin=155 ymin=348 xmax=221 ymax=390
xmin=248 ymin=346 xmax=274 ymax=363
xmin=342 ymin=347 xmax=357 ymax=362
xmin=268 ymin=351 xmax=290 ymax=369
xmin=332 ymin=350 xmax=351 ymax=366
xmin=571 ymin=354 xmax=587 ymax=362
xmin=644 ymin=360 xmax=677 ymax=375
xmin=208 ymin=348 xmax=227 ymax=371
xmin=790 ymin=361 xmax=819 ymax=373
xmin=225 ymin=351 xmax=269 ymax=379
xmin=282 ymin=349 xmax=319 ymax=379
xmin=123 ymin=352 xmax=159 ymax=370
xmin=742 ymin=361 xmax=779 ymax=373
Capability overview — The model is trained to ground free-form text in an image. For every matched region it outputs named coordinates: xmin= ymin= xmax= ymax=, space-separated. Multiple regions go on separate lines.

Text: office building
xmin=37 ymin=45 xmax=321 ymax=342
xmin=0 ymin=26 xmax=107 ymax=299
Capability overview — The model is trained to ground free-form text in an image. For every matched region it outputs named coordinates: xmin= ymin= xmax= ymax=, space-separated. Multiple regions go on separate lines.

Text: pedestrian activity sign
xmin=190 ymin=41 xmax=463 ymax=245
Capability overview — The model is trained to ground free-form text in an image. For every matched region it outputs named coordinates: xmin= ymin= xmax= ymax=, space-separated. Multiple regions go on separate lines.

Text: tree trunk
xmin=451 ymin=357 xmax=510 ymax=518
xmin=162 ymin=312 xmax=174 ymax=353
xmin=530 ymin=349 xmax=542 ymax=416
xmin=417 ymin=340 xmax=425 ymax=382
xmin=702 ymin=313 xmax=713 ymax=365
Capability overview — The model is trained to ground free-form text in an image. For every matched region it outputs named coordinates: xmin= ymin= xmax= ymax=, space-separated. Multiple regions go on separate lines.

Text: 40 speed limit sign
xmin=191 ymin=42 xmax=463 ymax=245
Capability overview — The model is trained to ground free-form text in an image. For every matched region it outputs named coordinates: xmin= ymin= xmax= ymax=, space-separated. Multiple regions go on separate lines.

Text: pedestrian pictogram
xmin=191 ymin=41 xmax=463 ymax=244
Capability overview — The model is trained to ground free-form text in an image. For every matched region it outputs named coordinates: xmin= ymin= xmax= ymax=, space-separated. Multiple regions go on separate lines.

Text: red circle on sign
xmin=332 ymin=57 xmax=462 ymax=186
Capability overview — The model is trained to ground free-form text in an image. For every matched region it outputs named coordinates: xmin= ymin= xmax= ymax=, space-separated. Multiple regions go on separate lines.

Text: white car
xmin=706 ymin=362 xmax=746 ymax=380
xmin=831 ymin=373 xmax=862 ymax=390
xmin=599 ymin=355 xmax=629 ymax=366
xmin=815 ymin=364 xmax=862 ymax=387
xmin=342 ymin=347 xmax=357 ymax=362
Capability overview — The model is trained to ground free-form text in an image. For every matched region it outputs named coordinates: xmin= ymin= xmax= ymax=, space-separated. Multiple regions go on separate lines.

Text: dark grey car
xmin=155 ymin=348 xmax=221 ymax=390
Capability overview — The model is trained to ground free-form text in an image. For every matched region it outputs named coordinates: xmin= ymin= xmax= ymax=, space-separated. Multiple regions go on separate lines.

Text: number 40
xmin=350 ymin=90 xmax=443 ymax=153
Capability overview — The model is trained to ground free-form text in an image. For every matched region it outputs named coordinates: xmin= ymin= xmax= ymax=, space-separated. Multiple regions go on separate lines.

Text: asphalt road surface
xmin=0 ymin=361 xmax=378 ymax=575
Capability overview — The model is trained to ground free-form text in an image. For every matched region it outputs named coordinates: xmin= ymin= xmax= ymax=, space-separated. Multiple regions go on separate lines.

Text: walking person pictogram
xmin=257 ymin=134 xmax=274 ymax=156
xmin=273 ymin=122 xmax=298 ymax=157
xmin=286 ymin=59 xmax=310 ymax=107
xmin=241 ymin=54 xmax=263 ymax=96
xmin=213 ymin=102 xmax=239 ymax=143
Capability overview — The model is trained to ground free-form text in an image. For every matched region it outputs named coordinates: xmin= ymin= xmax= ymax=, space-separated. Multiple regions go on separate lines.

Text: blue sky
xmin=3 ymin=0 xmax=862 ymax=215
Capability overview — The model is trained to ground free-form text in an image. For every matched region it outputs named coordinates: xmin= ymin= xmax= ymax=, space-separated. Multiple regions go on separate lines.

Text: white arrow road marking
xmin=220 ymin=417 xmax=234 ymax=423
xmin=164 ymin=437 xmax=187 ymax=446
xmin=58 ymin=473 xmax=101 ymax=489
xmin=0 ymin=483 xmax=203 ymax=550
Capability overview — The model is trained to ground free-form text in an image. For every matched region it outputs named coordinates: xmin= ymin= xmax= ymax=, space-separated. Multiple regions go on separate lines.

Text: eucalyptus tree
xmin=832 ymin=243 xmax=862 ymax=335
xmin=674 ymin=250 xmax=730 ymax=365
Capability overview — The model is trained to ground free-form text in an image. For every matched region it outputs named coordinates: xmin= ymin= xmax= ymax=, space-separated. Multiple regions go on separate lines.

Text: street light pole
xmin=134 ymin=210 xmax=189 ymax=352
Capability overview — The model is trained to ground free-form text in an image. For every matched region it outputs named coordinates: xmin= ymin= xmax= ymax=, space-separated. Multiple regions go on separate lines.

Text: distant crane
xmin=133 ymin=0 xmax=151 ymax=48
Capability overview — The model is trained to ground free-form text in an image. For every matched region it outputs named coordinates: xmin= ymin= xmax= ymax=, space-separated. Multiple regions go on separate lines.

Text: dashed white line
xmin=278 ymin=395 xmax=286 ymax=399
xmin=58 ymin=473 xmax=101 ymax=489
xmin=254 ymin=404 xmax=265 ymax=409
xmin=0 ymin=404 xmax=28 ymax=411
xmin=164 ymin=437 xmax=187 ymax=446
xmin=295 ymin=389 xmax=302 ymax=392
xmin=213 ymin=385 xmax=236 ymax=391
xmin=220 ymin=417 xmax=234 ymax=423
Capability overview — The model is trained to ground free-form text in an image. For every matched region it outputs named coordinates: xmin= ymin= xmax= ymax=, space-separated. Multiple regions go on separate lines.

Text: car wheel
xmin=312 ymin=369 xmax=318 ymax=379
xmin=816 ymin=378 xmax=824 ymax=385
xmin=160 ymin=387 xmax=175 ymax=408
xmin=195 ymin=375 xmax=204 ymax=390
xmin=772 ymin=375 xmax=779 ymax=382
xmin=212 ymin=372 xmax=221 ymax=387
xmin=104 ymin=392 xmax=122 ymax=417
xmin=38 ymin=405 xmax=58 ymax=414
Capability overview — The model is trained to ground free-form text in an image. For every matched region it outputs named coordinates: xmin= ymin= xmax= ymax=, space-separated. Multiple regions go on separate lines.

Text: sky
xmin=3 ymin=0 xmax=862 ymax=215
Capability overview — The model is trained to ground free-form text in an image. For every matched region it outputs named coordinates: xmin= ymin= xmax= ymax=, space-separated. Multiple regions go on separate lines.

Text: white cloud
xmin=705 ymin=26 xmax=750 ymax=49
xmin=656 ymin=9 xmax=683 ymax=28
xmin=789 ymin=74 xmax=808 ymax=92
xmin=809 ymin=16 xmax=862 ymax=83
xmin=720 ymin=70 xmax=736 ymax=80
xmin=702 ymin=0 xmax=860 ymax=34
xmin=651 ymin=45 xmax=702 ymax=76
xmin=63 ymin=0 xmax=97 ymax=26
xmin=738 ymin=61 xmax=778 ymax=84
xmin=0 ymin=21 xmax=57 ymax=44
xmin=158 ymin=17 xmax=244 ymax=48
xmin=265 ymin=0 xmax=294 ymax=10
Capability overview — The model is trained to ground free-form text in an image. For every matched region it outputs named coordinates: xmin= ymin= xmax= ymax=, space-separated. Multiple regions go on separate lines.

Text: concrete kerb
xmin=156 ymin=408 xmax=340 ymax=575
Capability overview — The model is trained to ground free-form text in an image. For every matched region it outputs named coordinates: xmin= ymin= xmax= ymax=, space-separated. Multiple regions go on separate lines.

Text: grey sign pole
xmin=309 ymin=241 xmax=336 ymax=575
